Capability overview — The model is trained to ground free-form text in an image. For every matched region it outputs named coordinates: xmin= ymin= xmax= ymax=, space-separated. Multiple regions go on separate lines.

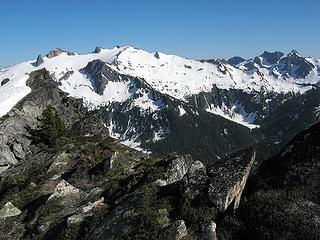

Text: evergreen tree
xmin=29 ymin=106 xmax=65 ymax=146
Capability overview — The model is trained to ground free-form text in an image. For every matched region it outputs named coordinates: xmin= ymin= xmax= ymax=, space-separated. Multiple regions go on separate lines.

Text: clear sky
xmin=0 ymin=0 xmax=319 ymax=66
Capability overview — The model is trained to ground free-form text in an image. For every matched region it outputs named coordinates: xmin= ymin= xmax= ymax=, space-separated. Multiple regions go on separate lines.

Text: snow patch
xmin=132 ymin=89 xmax=165 ymax=113
xmin=206 ymin=102 xmax=259 ymax=129
xmin=120 ymin=139 xmax=151 ymax=154
xmin=178 ymin=106 xmax=186 ymax=116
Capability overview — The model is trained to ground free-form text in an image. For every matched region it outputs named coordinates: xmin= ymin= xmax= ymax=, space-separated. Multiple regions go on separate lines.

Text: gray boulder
xmin=0 ymin=202 xmax=21 ymax=219
xmin=154 ymin=154 xmax=193 ymax=187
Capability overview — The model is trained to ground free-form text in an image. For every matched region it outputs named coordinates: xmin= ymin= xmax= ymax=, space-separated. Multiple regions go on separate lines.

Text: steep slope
xmin=215 ymin=122 xmax=320 ymax=240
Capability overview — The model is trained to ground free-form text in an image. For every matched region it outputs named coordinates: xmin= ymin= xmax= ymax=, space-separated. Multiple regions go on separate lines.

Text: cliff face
xmin=207 ymin=149 xmax=256 ymax=211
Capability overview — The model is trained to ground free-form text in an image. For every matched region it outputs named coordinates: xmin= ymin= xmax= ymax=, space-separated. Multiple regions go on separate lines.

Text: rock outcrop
xmin=67 ymin=197 xmax=105 ymax=226
xmin=1 ymin=78 xmax=9 ymax=86
xmin=81 ymin=59 xmax=126 ymax=95
xmin=154 ymin=52 xmax=160 ymax=59
xmin=48 ymin=180 xmax=81 ymax=201
xmin=154 ymin=154 xmax=193 ymax=186
xmin=46 ymin=48 xmax=76 ymax=58
xmin=93 ymin=46 xmax=103 ymax=53
xmin=47 ymin=48 xmax=65 ymax=58
xmin=35 ymin=54 xmax=44 ymax=66
xmin=0 ymin=202 xmax=21 ymax=219
xmin=208 ymin=148 xmax=255 ymax=211
xmin=182 ymin=160 xmax=208 ymax=200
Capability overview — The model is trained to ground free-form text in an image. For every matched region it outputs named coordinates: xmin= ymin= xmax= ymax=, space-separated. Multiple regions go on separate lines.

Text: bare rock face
xmin=47 ymin=48 xmax=64 ymax=58
xmin=35 ymin=55 xmax=45 ymax=66
xmin=46 ymin=48 xmax=76 ymax=58
xmin=81 ymin=59 xmax=125 ymax=95
xmin=154 ymin=52 xmax=160 ymax=59
xmin=201 ymin=221 xmax=217 ymax=240
xmin=154 ymin=154 xmax=193 ymax=186
xmin=182 ymin=160 xmax=208 ymax=200
xmin=93 ymin=46 xmax=103 ymax=53
xmin=208 ymin=148 xmax=255 ymax=211
xmin=10 ymin=142 xmax=25 ymax=160
xmin=0 ymin=202 xmax=22 ymax=219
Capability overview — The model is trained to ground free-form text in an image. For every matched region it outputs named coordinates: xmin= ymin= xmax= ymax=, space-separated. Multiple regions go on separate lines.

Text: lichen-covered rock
xmin=157 ymin=208 xmax=170 ymax=226
xmin=182 ymin=160 xmax=208 ymax=199
xmin=67 ymin=197 xmax=105 ymax=226
xmin=201 ymin=221 xmax=217 ymax=240
xmin=154 ymin=154 xmax=193 ymax=186
xmin=48 ymin=180 xmax=81 ymax=200
xmin=208 ymin=148 xmax=255 ymax=211
xmin=11 ymin=142 xmax=25 ymax=160
xmin=0 ymin=202 xmax=22 ymax=219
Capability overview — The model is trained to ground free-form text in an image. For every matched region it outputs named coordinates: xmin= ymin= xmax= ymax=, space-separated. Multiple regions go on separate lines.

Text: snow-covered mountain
xmin=1 ymin=47 xmax=318 ymax=118
xmin=1 ymin=46 xmax=320 ymax=158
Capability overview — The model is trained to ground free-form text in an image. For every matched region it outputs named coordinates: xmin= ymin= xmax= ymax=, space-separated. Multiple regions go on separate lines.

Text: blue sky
xmin=0 ymin=0 xmax=319 ymax=66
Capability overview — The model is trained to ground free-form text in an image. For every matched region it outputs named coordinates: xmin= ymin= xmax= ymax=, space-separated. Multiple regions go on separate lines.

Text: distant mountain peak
xmin=227 ymin=56 xmax=246 ymax=66
xmin=289 ymin=49 xmax=300 ymax=56
xmin=92 ymin=46 xmax=104 ymax=53
xmin=259 ymin=51 xmax=284 ymax=65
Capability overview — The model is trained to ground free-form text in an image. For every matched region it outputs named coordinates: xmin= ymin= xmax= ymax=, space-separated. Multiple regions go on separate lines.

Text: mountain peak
xmin=92 ymin=46 xmax=104 ymax=53
xmin=227 ymin=56 xmax=246 ymax=66
xmin=288 ymin=49 xmax=300 ymax=56
xmin=258 ymin=51 xmax=284 ymax=65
